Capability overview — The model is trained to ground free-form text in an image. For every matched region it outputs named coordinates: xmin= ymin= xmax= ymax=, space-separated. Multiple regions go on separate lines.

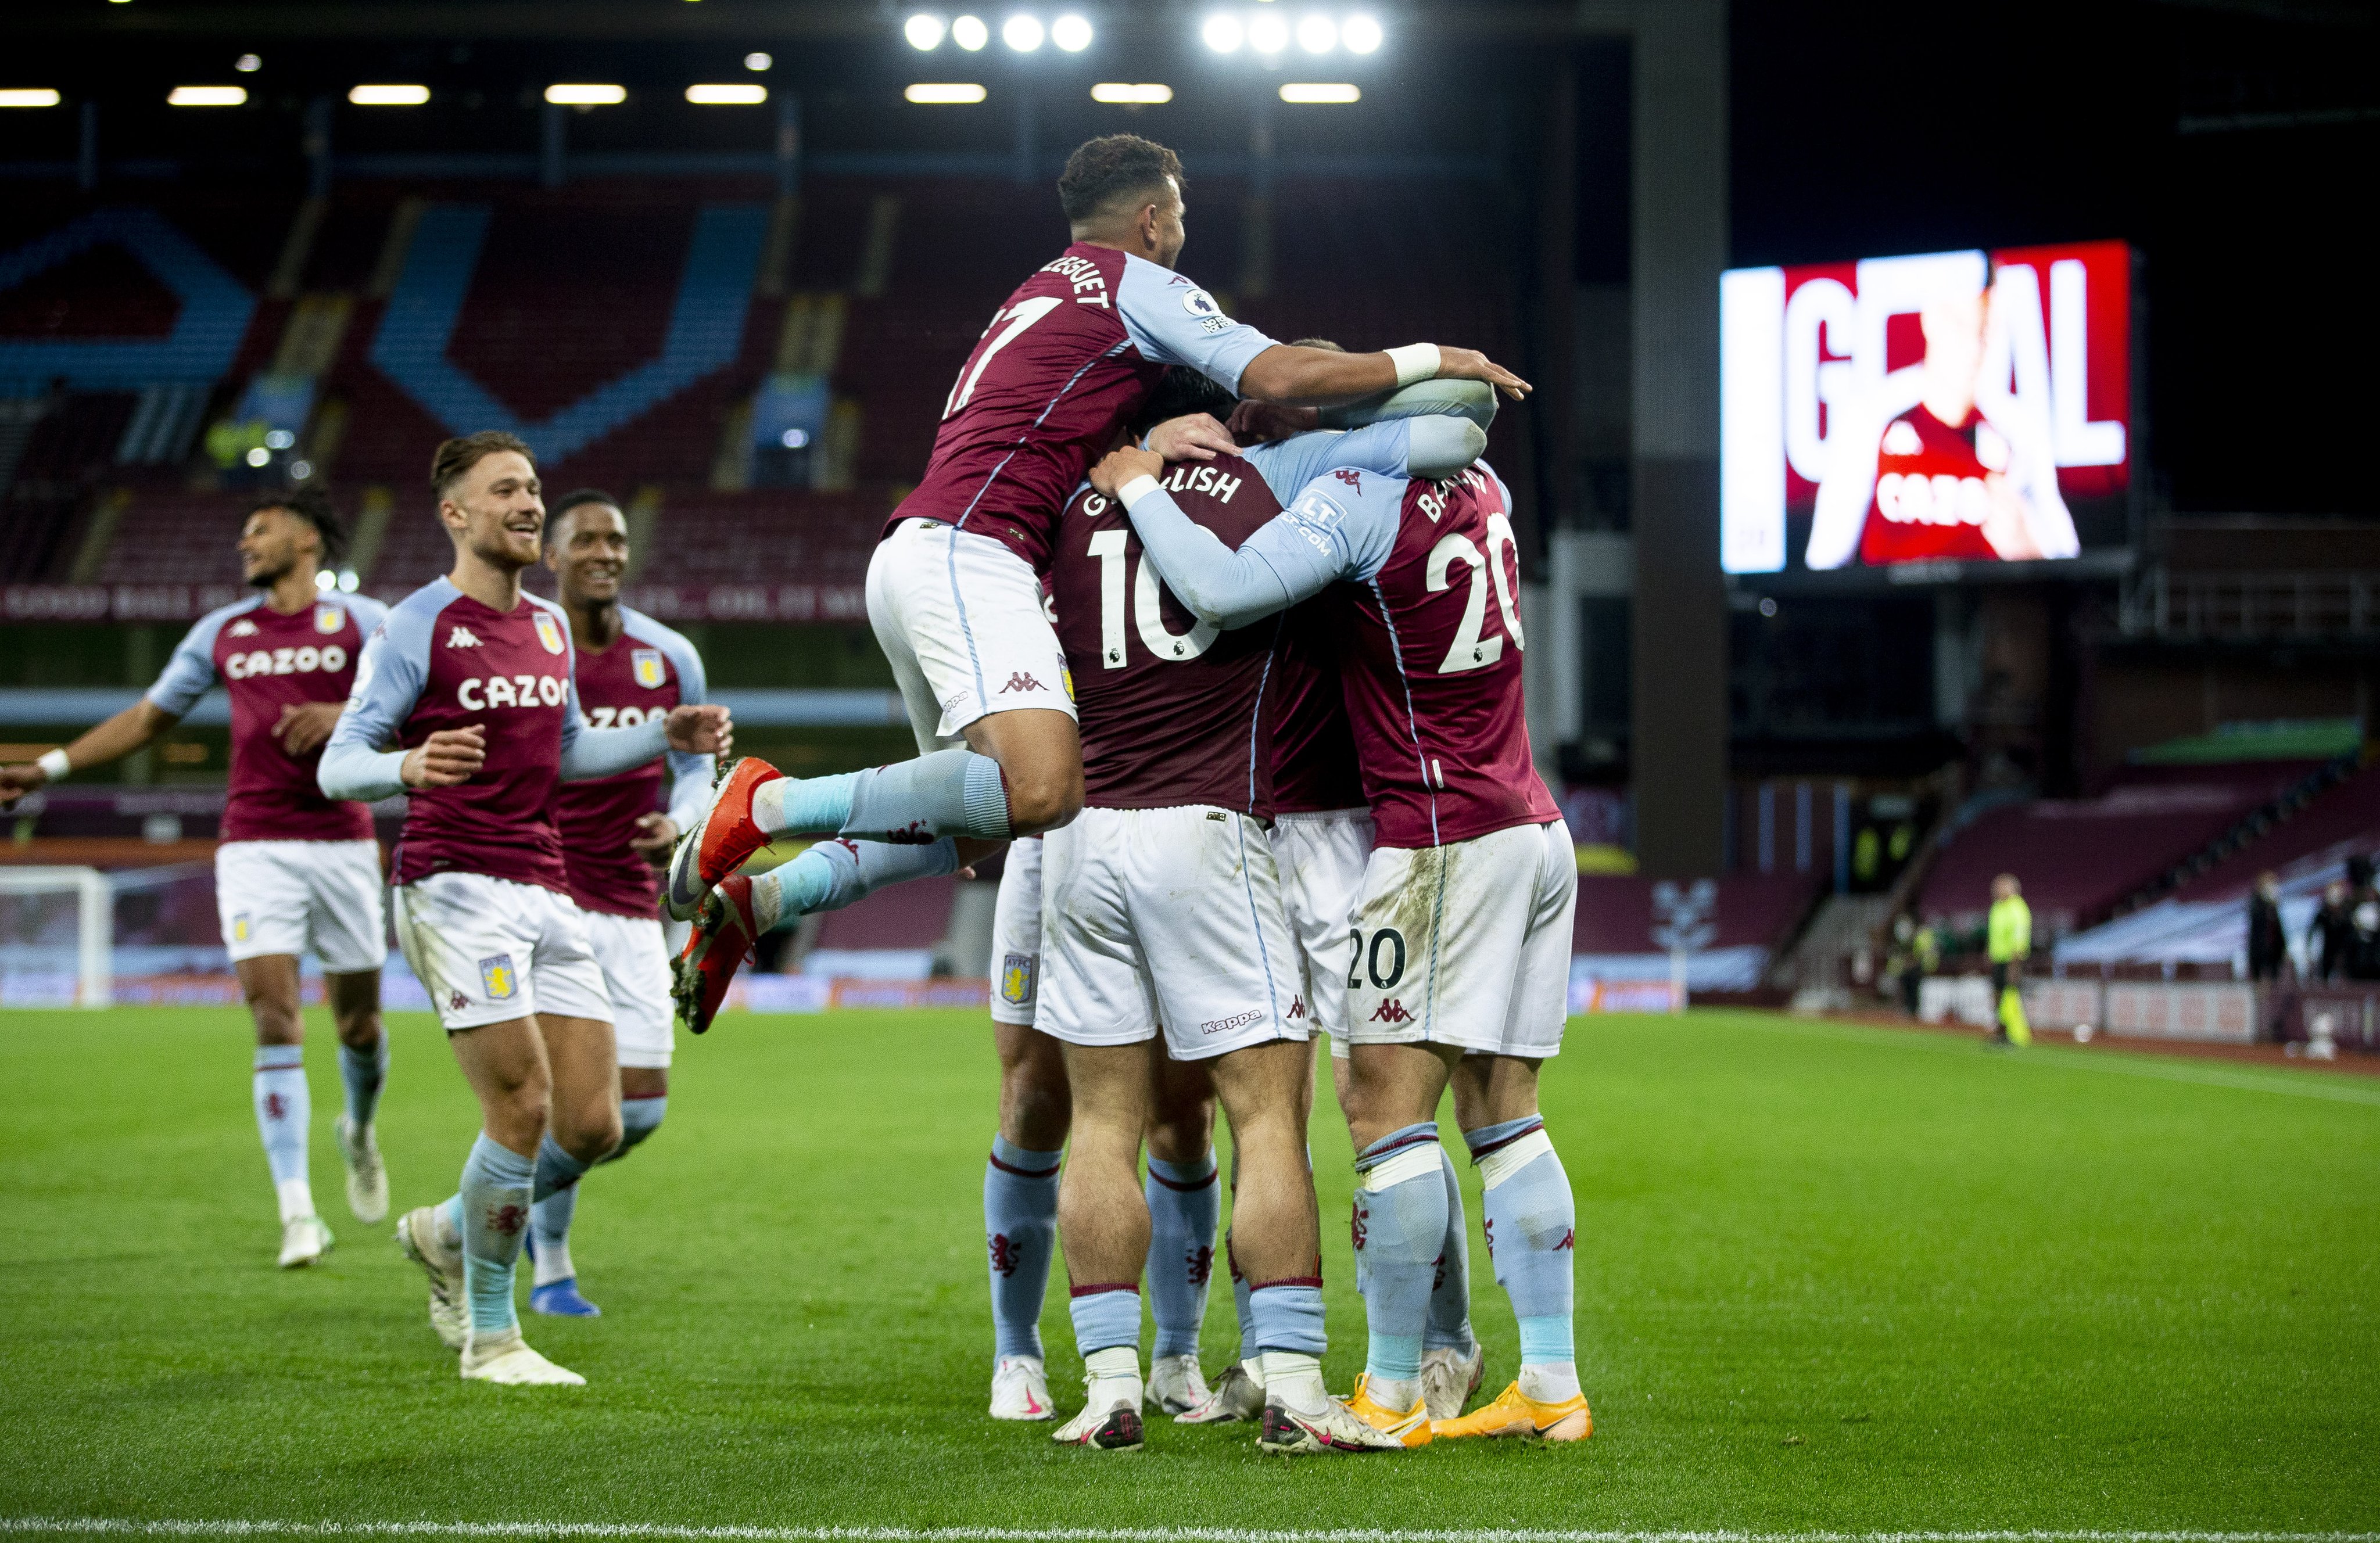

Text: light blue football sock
xmin=458 ymin=1135 xmax=535 ymax=1336
xmin=1248 ymin=1280 xmax=1327 ymax=1357
xmin=753 ymin=769 xmax=860 ymax=837
xmin=841 ymin=748 xmax=1012 ymax=843
xmin=610 ymin=1093 xmax=668 ymax=1161
xmin=1067 ymin=1284 xmax=1142 ymax=1357
xmin=1425 ymin=1144 xmax=1478 ymax=1354
xmin=1228 ymin=1235 xmax=1257 ymax=1365
xmin=1353 ymin=1123 xmax=1445 ymax=1388
xmin=533 ymin=1133 xmax=593 ymax=1203
xmin=529 ymin=1096 xmax=666 ymax=1289
xmin=1144 ymin=1153 xmax=1218 ymax=1360
xmin=252 ymin=1045 xmax=313 ymax=1221
xmin=753 ymin=838 xmax=960 ymax=930
xmin=985 ymin=1135 xmax=1062 ymax=1360
xmin=336 ymin=1035 xmax=388 ymax=1128
xmin=1467 ymin=1116 xmax=1575 ymax=1368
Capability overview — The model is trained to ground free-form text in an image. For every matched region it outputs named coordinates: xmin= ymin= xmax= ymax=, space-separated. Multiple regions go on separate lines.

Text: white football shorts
xmin=1037 ymin=803 xmax=1307 ymax=1061
xmin=867 ymin=517 xmax=1076 ymax=751
xmin=989 ymin=836 xmax=1043 ymax=1027
xmin=1342 ymin=820 xmax=1576 ymax=1058
xmin=1267 ymin=808 xmax=1375 ymax=1060
xmin=390 ymin=871 xmax=611 ymax=1033
xmin=582 ymin=909 xmax=676 ymax=1069
xmin=214 ymin=838 xmax=388 ymax=974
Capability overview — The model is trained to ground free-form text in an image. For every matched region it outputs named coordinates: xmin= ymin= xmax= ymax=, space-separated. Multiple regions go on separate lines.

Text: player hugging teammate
xmin=664 ymin=131 xmax=1579 ymax=1451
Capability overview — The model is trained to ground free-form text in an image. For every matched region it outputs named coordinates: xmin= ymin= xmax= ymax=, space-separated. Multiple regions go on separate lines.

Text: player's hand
xmin=1089 ymin=445 xmax=1164 ymax=498
xmin=1144 ymin=412 xmax=1238 ymax=463
xmin=272 ymin=701 xmax=343 ymax=756
xmin=0 ymin=762 xmax=42 ymax=812
xmin=630 ymin=812 xmax=679 ymax=860
xmin=1435 ymin=347 xmax=1532 ymax=401
xmin=1227 ymin=400 xmax=1320 ymax=444
xmin=401 ymin=726 xmax=485 ymax=788
xmin=666 ymin=704 xmax=732 ymax=758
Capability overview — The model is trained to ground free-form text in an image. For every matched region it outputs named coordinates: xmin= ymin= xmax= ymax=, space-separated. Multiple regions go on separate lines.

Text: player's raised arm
xmin=1236 ymin=342 xmax=1532 ymax=408
xmin=0 ymin=607 xmax=231 ymax=807
xmin=555 ymin=677 xmax=732 ymax=784
xmin=1089 ymin=448 xmax=1402 ymax=630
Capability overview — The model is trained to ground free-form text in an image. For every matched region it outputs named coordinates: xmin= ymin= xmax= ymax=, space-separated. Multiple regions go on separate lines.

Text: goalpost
xmin=0 ymin=866 xmax=112 ymax=1009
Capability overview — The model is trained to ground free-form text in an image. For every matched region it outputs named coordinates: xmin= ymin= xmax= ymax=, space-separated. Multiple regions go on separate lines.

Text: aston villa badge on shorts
xmin=231 ymin=913 xmax=251 ymax=943
xmin=314 ymin=604 xmax=343 ymax=634
xmin=1000 ymin=952 xmax=1037 ymax=1008
xmin=632 ymin=647 xmax=665 ymax=689
xmin=533 ymin=613 xmax=565 ymax=655
xmin=479 ymin=953 xmax=518 ymax=1000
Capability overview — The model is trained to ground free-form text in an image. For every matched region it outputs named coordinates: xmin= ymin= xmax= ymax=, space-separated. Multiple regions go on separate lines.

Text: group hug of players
xmin=0 ymin=132 xmax=1587 ymax=1455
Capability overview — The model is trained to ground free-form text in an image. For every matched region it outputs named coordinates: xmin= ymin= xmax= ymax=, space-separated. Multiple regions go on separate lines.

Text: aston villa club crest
xmin=999 ymin=951 xmax=1037 ymax=1007
xmin=479 ymin=953 xmax=518 ymax=1000
xmin=533 ymin=612 xmax=566 ymax=655
xmin=314 ymin=604 xmax=343 ymax=634
xmin=632 ymin=647 xmax=665 ymax=689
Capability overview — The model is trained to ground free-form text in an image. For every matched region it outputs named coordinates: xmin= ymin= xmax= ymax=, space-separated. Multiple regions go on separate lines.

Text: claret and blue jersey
xmin=554 ymin=605 xmax=712 ymax=919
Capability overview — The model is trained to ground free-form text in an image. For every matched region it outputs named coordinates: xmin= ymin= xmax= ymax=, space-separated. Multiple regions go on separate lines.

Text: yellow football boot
xmin=1431 ymin=1379 xmax=1592 ymax=1441
xmin=1345 ymin=1373 xmax=1433 ymax=1448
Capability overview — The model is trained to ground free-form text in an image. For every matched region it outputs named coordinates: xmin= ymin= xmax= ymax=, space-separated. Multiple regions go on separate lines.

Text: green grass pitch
xmin=2 ymin=1005 xmax=2375 ymax=1536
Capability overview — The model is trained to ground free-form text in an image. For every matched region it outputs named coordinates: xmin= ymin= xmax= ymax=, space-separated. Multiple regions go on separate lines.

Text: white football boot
xmin=1144 ymin=1352 xmax=1211 ymax=1416
xmin=1052 ymin=1391 xmax=1144 ymax=1451
xmin=335 ymin=1115 xmax=389 ymax=1225
xmin=1258 ymin=1391 xmax=1408 ymax=1454
xmin=1175 ymin=1359 xmax=1264 ymax=1423
xmin=458 ymin=1327 xmax=585 ymax=1386
xmin=277 ymin=1215 xmax=333 ymax=1269
xmin=394 ymin=1205 xmax=468 ymax=1349
xmin=989 ymin=1355 xmax=1055 ymax=1421
xmin=1420 ymin=1342 xmax=1486 ymax=1421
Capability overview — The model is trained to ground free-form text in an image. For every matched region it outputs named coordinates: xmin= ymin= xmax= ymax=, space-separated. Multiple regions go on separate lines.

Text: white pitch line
xmin=5 ymin=1524 xmax=2377 ymax=1543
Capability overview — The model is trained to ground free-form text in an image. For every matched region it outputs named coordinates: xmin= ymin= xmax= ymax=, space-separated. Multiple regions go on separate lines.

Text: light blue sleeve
xmin=553 ymin=612 xmax=669 ymax=783
xmin=1244 ymin=419 xmax=1486 ymax=505
xmin=145 ymin=606 xmax=243 ymax=717
xmin=341 ymin=593 xmax=391 ymax=634
xmin=633 ymin=613 xmax=716 ymax=825
xmin=1114 ymin=253 xmax=1280 ymax=393
xmin=1119 ymin=468 xmax=1406 ymax=630
xmin=318 ymin=597 xmax=436 ymax=802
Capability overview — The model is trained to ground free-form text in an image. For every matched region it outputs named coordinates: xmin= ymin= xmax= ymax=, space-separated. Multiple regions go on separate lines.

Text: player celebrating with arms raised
xmin=1089 ymin=437 xmax=1588 ymax=1447
xmin=320 ymin=434 xmax=729 ymax=1386
xmin=1 ymin=490 xmax=392 ymax=1269
xmin=664 ymin=132 xmax=1529 ymax=938
xmin=525 ymin=489 xmax=716 ymax=1318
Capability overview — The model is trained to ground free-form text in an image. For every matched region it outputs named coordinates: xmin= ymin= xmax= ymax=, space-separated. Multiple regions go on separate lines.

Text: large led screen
xmin=1721 ymin=241 xmax=2131 ymax=575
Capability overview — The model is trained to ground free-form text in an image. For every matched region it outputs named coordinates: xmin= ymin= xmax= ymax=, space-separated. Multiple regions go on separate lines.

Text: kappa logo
xmin=1334 ymin=468 xmax=1363 ymax=489
xmin=1286 ymin=995 xmax=1306 ymax=1019
xmin=1554 ymin=1227 xmax=1576 ymax=1253
xmin=1483 ymin=1217 xmax=1494 ymax=1257
xmin=449 ymin=990 xmax=469 ymax=1013
xmin=997 ymin=671 xmax=1046 ymax=695
xmin=446 ymin=626 xmax=482 ymax=649
xmin=1367 ymin=998 xmax=1414 ymax=1024
xmin=1349 ymin=1198 xmax=1368 ymax=1253
xmin=988 ymin=1232 xmax=1021 ymax=1278
xmin=227 ymin=619 xmax=260 ymax=638
xmin=1200 ymin=1008 xmax=1261 ymax=1036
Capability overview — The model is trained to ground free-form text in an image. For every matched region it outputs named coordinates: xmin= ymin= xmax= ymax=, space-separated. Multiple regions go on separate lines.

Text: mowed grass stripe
xmin=1 ymin=1008 xmax=2373 ymax=1529
xmin=7 ymin=1526 xmax=2379 ymax=1542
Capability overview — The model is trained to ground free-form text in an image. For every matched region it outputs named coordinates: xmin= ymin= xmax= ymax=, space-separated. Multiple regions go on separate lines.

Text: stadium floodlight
xmin=337 ymin=567 xmax=358 ymax=591
xmin=1342 ymin=13 xmax=1382 ymax=52
xmin=544 ymin=83 xmax=626 ymax=105
xmin=245 ymin=446 xmax=271 ymax=467
xmin=745 ymin=52 xmax=773 ymax=71
xmin=1091 ymin=82 xmax=1173 ymax=103
xmin=349 ymin=84 xmax=430 ymax=106
xmin=687 ymin=83 xmax=768 ymax=104
xmin=264 ymin=429 xmax=295 ymax=450
xmin=1002 ymin=15 xmax=1045 ymax=51
xmin=1052 ymin=13 xmax=1093 ymax=50
xmin=1278 ymin=81 xmax=1359 ymax=103
xmin=1296 ymin=15 xmax=1335 ymax=52
xmin=294 ymin=460 xmax=317 ymax=482
xmin=1202 ymin=14 xmax=1245 ymax=51
xmin=0 ymin=89 xmax=62 ymax=108
xmin=1247 ymin=12 xmax=1289 ymax=52
xmin=314 ymin=569 xmax=336 ymax=590
xmin=168 ymin=85 xmax=247 ymax=106
xmin=905 ymin=13 xmax=945 ymax=49
xmin=952 ymin=14 xmax=989 ymax=49
xmin=235 ymin=53 xmax=262 ymax=73
xmin=905 ymin=82 xmax=988 ymax=102
xmin=780 ymin=428 xmax=811 ymax=448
